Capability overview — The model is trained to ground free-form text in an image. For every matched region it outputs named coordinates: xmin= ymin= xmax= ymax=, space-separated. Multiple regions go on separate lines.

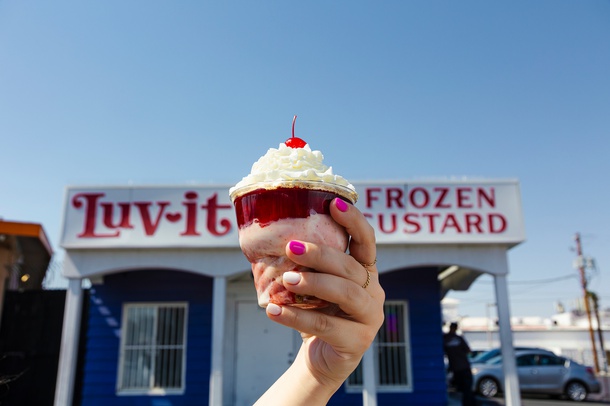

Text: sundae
xmin=229 ymin=117 xmax=358 ymax=308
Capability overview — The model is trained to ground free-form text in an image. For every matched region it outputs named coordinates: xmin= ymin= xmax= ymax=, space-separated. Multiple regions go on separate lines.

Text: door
xmin=533 ymin=354 xmax=566 ymax=392
xmin=234 ymin=301 xmax=299 ymax=406
xmin=516 ymin=354 xmax=539 ymax=391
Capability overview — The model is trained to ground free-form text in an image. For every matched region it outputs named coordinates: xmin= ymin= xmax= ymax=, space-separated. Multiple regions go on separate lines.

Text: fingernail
xmin=289 ymin=240 xmax=306 ymax=255
xmin=335 ymin=198 xmax=348 ymax=212
xmin=267 ymin=303 xmax=281 ymax=316
xmin=283 ymin=271 xmax=301 ymax=285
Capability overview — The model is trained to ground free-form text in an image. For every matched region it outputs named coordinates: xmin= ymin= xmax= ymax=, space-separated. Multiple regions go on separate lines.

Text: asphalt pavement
xmin=447 ymin=392 xmax=610 ymax=406
xmin=448 ymin=373 xmax=610 ymax=405
xmin=448 ymin=392 xmax=610 ymax=405
xmin=447 ymin=392 xmax=500 ymax=405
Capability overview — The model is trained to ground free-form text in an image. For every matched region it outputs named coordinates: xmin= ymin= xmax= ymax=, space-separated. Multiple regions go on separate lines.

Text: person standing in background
xmin=444 ymin=322 xmax=477 ymax=406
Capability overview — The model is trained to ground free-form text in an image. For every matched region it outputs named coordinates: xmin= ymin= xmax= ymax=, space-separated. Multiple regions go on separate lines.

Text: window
xmin=347 ymin=301 xmax=412 ymax=392
xmin=537 ymin=354 xmax=564 ymax=366
xmin=117 ymin=303 xmax=188 ymax=395
xmin=516 ymin=354 xmax=537 ymax=367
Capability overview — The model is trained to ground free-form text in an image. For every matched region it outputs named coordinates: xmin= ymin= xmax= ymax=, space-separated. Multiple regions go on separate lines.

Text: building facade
xmin=55 ymin=180 xmax=526 ymax=406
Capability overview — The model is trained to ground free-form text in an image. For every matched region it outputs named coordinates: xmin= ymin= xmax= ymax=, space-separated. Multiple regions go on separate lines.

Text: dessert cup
xmin=231 ymin=180 xmax=358 ymax=309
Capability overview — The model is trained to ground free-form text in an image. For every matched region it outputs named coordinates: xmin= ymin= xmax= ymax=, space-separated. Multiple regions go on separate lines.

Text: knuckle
xmin=344 ymin=262 xmax=360 ymax=279
xmin=285 ymin=306 xmax=304 ymax=328
xmin=345 ymin=279 xmax=363 ymax=299
xmin=308 ymin=244 xmax=325 ymax=267
xmin=312 ymin=312 xmax=333 ymax=335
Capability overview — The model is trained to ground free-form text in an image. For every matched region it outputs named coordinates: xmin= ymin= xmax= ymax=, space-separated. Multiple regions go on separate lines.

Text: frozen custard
xmin=229 ymin=117 xmax=358 ymax=309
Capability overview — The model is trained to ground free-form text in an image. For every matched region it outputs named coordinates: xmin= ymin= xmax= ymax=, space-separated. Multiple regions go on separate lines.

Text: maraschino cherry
xmin=285 ymin=115 xmax=307 ymax=148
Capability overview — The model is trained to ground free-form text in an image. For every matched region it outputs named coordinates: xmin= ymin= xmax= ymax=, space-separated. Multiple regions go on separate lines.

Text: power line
xmin=475 ymin=273 xmax=577 ymax=285
xmin=510 ymin=274 xmax=577 ymax=285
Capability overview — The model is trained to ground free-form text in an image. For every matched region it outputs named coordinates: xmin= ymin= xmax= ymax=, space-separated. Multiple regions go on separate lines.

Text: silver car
xmin=470 ymin=347 xmax=555 ymax=364
xmin=471 ymin=349 xmax=601 ymax=402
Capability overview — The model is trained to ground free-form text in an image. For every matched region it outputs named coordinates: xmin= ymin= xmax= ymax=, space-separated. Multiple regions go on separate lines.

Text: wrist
xmin=254 ymin=350 xmax=343 ymax=406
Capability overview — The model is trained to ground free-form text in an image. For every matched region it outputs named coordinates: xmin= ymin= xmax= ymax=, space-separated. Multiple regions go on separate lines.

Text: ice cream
xmin=230 ymin=118 xmax=357 ymax=308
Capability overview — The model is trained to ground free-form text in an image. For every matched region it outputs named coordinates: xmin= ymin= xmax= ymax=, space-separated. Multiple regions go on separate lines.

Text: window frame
xmin=346 ymin=300 xmax=413 ymax=393
xmin=116 ymin=302 xmax=189 ymax=396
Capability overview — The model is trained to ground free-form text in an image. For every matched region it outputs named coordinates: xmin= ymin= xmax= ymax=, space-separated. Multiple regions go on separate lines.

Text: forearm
xmin=254 ymin=348 xmax=343 ymax=406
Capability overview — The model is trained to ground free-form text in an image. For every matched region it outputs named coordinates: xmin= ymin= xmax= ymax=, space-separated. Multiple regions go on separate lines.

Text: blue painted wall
xmin=78 ymin=270 xmax=213 ymax=406
xmin=328 ymin=267 xmax=448 ymax=406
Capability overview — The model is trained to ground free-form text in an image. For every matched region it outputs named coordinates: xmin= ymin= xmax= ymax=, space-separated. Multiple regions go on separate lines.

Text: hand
xmin=255 ymin=198 xmax=385 ymax=405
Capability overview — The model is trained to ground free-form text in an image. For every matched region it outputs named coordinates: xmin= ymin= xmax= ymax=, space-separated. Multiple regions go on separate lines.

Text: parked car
xmin=471 ymin=349 xmax=601 ymax=402
xmin=448 ymin=347 xmax=553 ymax=389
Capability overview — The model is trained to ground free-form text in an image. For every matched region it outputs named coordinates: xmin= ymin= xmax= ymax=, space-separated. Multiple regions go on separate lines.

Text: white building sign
xmin=61 ymin=186 xmax=237 ymax=248
xmin=60 ymin=180 xmax=525 ymax=249
xmin=357 ymin=180 xmax=525 ymax=245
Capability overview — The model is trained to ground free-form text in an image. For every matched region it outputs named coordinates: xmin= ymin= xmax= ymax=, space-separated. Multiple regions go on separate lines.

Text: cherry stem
xmin=292 ymin=115 xmax=297 ymax=139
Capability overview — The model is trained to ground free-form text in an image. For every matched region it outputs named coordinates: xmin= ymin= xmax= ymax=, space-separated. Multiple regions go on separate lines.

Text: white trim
xmin=494 ymin=274 xmax=521 ymax=405
xmin=62 ymin=248 xmax=249 ymax=279
xmin=54 ymin=279 xmax=84 ymax=406
xmin=62 ymin=244 xmax=514 ymax=281
xmin=116 ymin=388 xmax=184 ymax=396
xmin=362 ymin=346 xmax=377 ymax=405
xmin=377 ymin=244 xmax=511 ymax=276
xmin=438 ymin=265 xmax=460 ymax=280
xmin=209 ymin=276 xmax=227 ymax=406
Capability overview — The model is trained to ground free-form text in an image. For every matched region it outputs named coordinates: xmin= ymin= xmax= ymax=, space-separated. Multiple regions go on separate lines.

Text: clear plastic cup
xmin=230 ymin=180 xmax=358 ymax=309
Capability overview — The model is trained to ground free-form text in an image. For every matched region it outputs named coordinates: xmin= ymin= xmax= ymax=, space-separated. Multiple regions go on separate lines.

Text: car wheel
xmin=477 ymin=377 xmax=499 ymax=398
xmin=565 ymin=381 xmax=588 ymax=402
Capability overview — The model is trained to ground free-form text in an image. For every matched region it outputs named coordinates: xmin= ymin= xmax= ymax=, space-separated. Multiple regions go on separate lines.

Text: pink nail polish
xmin=289 ymin=240 xmax=306 ymax=255
xmin=335 ymin=198 xmax=348 ymax=212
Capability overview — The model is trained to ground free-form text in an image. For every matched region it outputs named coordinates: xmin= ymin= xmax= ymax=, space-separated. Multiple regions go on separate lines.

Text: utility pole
xmin=574 ymin=232 xmax=600 ymax=373
xmin=588 ymin=291 xmax=609 ymax=373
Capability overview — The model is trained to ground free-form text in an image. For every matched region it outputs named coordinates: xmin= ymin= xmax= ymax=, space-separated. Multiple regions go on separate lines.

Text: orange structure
xmin=0 ymin=220 xmax=53 ymax=321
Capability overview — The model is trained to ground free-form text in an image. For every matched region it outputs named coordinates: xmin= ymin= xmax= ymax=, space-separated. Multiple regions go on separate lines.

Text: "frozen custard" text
xmin=361 ymin=186 xmax=508 ymax=235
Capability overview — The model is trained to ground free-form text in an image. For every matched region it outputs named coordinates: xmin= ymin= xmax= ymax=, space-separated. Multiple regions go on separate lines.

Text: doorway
xmin=234 ymin=300 xmax=299 ymax=406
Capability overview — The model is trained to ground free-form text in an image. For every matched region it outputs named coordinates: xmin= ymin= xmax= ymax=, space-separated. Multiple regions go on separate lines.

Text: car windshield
xmin=470 ymin=349 xmax=500 ymax=364
xmin=486 ymin=355 xmax=503 ymax=365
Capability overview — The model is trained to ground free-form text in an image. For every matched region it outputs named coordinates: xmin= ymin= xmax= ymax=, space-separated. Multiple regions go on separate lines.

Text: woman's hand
xmin=255 ymin=198 xmax=385 ymax=405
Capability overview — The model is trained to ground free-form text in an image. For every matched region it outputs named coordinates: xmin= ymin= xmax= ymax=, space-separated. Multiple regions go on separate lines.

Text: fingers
xmin=286 ymin=240 xmax=367 ymax=288
xmin=265 ymin=302 xmax=378 ymax=354
xmin=283 ymin=199 xmax=384 ymax=306
xmin=267 ymin=199 xmax=385 ymax=347
xmin=282 ymin=269 xmax=380 ymax=319
xmin=330 ymin=198 xmax=376 ymax=266
xmin=285 ymin=198 xmax=377 ymax=279
xmin=285 ymin=238 xmax=384 ymax=307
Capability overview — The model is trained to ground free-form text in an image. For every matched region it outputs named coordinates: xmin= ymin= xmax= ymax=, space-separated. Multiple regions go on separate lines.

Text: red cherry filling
xmin=233 ymin=188 xmax=342 ymax=228
xmin=285 ymin=137 xmax=307 ymax=148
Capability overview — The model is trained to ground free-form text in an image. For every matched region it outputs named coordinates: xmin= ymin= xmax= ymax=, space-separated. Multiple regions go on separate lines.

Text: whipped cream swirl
xmin=230 ymin=142 xmax=356 ymax=198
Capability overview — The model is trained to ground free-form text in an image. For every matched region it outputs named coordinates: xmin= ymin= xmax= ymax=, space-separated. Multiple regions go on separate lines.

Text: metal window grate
xmin=118 ymin=303 xmax=187 ymax=393
xmin=348 ymin=301 xmax=410 ymax=389
xmin=377 ymin=302 xmax=408 ymax=385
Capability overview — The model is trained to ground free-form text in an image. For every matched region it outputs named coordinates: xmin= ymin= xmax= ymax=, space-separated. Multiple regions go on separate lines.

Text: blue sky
xmin=1 ymin=1 xmax=608 ymax=318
